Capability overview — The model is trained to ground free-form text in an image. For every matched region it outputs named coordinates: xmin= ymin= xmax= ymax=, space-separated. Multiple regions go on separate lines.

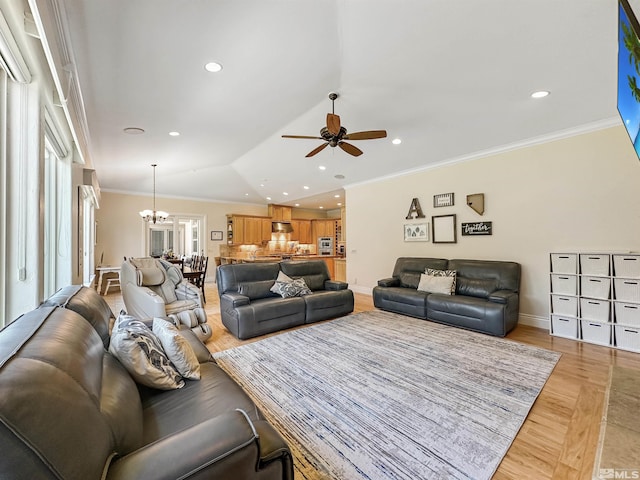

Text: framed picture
xmin=404 ymin=223 xmax=429 ymax=242
xmin=434 ymin=192 xmax=454 ymax=208
xmin=211 ymin=230 xmax=223 ymax=241
xmin=432 ymin=214 xmax=457 ymax=243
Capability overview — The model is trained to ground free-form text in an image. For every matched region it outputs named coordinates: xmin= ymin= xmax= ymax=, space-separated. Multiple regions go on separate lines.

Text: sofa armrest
xmin=324 ymin=280 xmax=348 ymax=291
xmin=220 ymin=292 xmax=251 ymax=308
xmin=488 ymin=290 xmax=517 ymax=304
xmin=377 ymin=277 xmax=399 ymax=287
xmin=106 ymin=410 xmax=292 ymax=480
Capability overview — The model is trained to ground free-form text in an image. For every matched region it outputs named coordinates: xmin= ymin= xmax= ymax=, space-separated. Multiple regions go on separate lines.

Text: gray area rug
xmin=214 ymin=311 xmax=561 ymax=480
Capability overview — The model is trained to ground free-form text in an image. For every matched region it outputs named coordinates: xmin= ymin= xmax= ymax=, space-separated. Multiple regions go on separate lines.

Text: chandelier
xmin=139 ymin=164 xmax=169 ymax=224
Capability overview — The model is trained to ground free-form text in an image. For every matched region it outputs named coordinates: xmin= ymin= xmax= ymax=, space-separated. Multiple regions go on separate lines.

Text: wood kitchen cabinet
xmin=312 ymin=219 xmax=336 ymax=239
xmin=291 ymin=220 xmax=312 ymax=244
xmin=227 ymin=215 xmax=270 ymax=244
xmin=334 ymin=258 xmax=346 ymax=282
xmin=268 ymin=204 xmax=292 ymax=221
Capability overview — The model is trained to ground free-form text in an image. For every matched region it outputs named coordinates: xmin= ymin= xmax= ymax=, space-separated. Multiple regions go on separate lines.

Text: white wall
xmin=346 ymin=126 xmax=640 ymax=327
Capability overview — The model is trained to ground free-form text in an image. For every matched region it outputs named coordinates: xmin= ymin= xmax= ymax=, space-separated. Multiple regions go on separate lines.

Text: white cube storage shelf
xmin=579 ymin=254 xmax=610 ymax=276
xmin=550 ymin=274 xmax=578 ymax=295
xmin=613 ymin=278 xmax=640 ymax=302
xmin=614 ymin=325 xmax=640 ymax=352
xmin=580 ymin=298 xmax=610 ymax=322
xmin=551 ymin=295 xmax=578 ymax=316
xmin=614 ymin=302 xmax=640 ymax=327
xmin=613 ymin=254 xmax=640 ymax=278
xmin=580 ymin=321 xmax=611 ymax=346
xmin=551 ymin=315 xmax=578 ymax=339
xmin=550 ymin=252 xmax=640 ymax=353
xmin=580 ymin=276 xmax=611 ymax=299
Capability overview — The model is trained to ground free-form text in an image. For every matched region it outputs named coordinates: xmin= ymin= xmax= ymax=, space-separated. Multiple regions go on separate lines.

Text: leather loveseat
xmin=0 ymin=285 xmax=293 ymax=480
xmin=373 ymin=257 xmax=521 ymax=336
xmin=217 ymin=260 xmax=354 ymax=340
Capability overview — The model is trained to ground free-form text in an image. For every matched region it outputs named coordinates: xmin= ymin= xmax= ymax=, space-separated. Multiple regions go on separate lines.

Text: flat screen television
xmin=618 ymin=0 xmax=640 ymax=159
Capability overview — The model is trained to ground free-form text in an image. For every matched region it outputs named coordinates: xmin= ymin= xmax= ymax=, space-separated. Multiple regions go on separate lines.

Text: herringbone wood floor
xmin=105 ymin=282 xmax=640 ymax=480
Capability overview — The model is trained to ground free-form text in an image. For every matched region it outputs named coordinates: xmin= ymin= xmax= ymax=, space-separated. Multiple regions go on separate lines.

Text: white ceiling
xmin=55 ymin=0 xmax=620 ymax=210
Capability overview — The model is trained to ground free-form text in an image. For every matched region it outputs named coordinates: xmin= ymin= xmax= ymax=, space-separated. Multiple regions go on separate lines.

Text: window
xmin=145 ymin=214 xmax=205 ymax=257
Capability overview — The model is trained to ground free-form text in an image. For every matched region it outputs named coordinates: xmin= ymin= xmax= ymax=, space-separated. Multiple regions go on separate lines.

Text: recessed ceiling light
xmin=334 ymin=194 xmax=340 ymax=198
xmin=531 ymin=90 xmax=550 ymax=99
xmin=319 ymin=165 xmax=326 ymax=171
xmin=204 ymin=62 xmax=223 ymax=73
xmin=123 ymin=127 xmax=145 ymax=135
xmin=392 ymin=138 xmax=402 ymax=145
xmin=337 ymin=202 xmax=342 ymax=206
xmin=169 ymin=131 xmax=180 ymax=136
xmin=283 ymin=192 xmax=289 ymax=196
xmin=303 ymin=185 xmax=309 ymax=190
xmin=260 ymin=183 xmax=265 ymax=187
xmin=245 ymin=193 xmax=249 ymax=196
xmin=319 ymin=206 xmax=324 ymax=209
xmin=295 ymin=203 xmax=300 ymax=207
xmin=266 ymin=196 xmax=272 ymax=200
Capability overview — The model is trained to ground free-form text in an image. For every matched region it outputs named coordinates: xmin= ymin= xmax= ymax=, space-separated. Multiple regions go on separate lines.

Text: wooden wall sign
xmin=405 ymin=198 xmax=426 ymax=219
xmin=461 ymin=221 xmax=492 ymax=236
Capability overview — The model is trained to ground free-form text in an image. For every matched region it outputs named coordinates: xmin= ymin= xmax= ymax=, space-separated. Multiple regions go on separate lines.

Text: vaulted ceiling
xmin=34 ymin=0 xmax=621 ymax=209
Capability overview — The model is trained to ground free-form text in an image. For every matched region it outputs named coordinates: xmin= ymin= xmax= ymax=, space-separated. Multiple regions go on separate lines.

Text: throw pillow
xmin=152 ymin=317 xmax=201 ymax=380
xmin=269 ymin=271 xmax=294 ymax=294
xmin=417 ymin=274 xmax=455 ymax=295
xmin=109 ymin=314 xmax=184 ymax=390
xmin=425 ymin=268 xmax=457 ymax=294
xmin=273 ymin=277 xmax=312 ymax=298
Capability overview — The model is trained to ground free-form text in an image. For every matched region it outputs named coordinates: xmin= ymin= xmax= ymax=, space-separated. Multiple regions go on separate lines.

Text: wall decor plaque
xmin=461 ymin=221 xmax=492 ymax=236
xmin=211 ymin=230 xmax=223 ymax=241
xmin=433 ymin=192 xmax=454 ymax=208
xmin=404 ymin=223 xmax=429 ymax=242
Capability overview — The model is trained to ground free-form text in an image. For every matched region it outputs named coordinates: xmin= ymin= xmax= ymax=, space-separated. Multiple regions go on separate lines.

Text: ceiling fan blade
xmin=305 ymin=142 xmax=329 ymax=157
xmin=343 ymin=130 xmax=388 ymax=140
xmin=327 ymin=113 xmax=341 ymax=136
xmin=282 ymin=135 xmax=324 ymax=140
xmin=338 ymin=141 xmax=363 ymax=157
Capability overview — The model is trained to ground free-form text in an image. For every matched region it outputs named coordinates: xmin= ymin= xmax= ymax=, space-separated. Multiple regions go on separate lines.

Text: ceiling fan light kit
xmin=282 ymin=92 xmax=387 ymax=157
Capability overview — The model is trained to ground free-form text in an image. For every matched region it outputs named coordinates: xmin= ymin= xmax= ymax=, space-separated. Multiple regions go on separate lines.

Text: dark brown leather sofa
xmin=0 ymin=285 xmax=293 ymax=480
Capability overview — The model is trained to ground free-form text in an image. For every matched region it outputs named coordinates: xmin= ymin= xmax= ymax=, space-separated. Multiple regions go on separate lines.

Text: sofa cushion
xmin=417 ymin=274 xmax=454 ymax=295
xmin=399 ymin=271 xmax=421 ymax=289
xmin=239 ymin=280 xmax=278 ymax=300
xmin=153 ymin=318 xmax=201 ymax=380
xmin=425 ymin=268 xmax=457 ymax=294
xmin=109 ymin=314 xmax=185 ymax=390
xmin=456 ymin=277 xmax=498 ymax=298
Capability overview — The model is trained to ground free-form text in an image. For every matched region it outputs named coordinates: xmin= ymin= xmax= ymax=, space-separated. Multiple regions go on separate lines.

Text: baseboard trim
xmin=519 ymin=313 xmax=549 ymax=330
xmin=351 ymin=285 xmax=373 ymax=295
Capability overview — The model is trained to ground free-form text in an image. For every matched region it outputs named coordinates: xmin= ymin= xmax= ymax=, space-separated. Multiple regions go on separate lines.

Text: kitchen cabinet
xmin=291 ymin=219 xmax=312 ymax=244
xmin=322 ymin=257 xmax=335 ymax=280
xmin=335 ymin=258 xmax=346 ymax=282
xmin=268 ymin=204 xmax=292 ymax=221
xmin=227 ymin=214 xmax=270 ymax=244
xmin=312 ymin=219 xmax=336 ymax=239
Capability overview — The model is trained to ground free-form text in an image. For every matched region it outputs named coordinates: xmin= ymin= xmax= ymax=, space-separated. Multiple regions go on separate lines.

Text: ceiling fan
xmin=282 ymin=92 xmax=387 ymax=157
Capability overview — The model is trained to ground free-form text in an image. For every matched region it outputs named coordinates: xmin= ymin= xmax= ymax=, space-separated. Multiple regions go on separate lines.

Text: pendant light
xmin=139 ymin=164 xmax=169 ymax=224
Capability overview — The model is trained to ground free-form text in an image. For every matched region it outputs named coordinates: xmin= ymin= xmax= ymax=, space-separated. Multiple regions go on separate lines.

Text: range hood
xmin=272 ymin=222 xmax=293 ymax=233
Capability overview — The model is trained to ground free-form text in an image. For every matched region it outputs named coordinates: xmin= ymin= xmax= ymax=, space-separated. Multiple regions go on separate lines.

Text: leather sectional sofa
xmin=373 ymin=257 xmax=521 ymax=336
xmin=0 ymin=285 xmax=293 ymax=480
xmin=217 ymin=260 xmax=354 ymax=340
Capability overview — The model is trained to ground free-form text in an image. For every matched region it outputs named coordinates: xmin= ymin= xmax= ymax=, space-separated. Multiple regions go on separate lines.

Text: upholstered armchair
xmin=120 ymin=257 xmax=212 ymax=342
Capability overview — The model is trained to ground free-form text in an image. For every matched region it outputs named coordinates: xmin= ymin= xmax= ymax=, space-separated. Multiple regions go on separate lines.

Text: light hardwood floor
xmin=105 ymin=283 xmax=640 ymax=480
